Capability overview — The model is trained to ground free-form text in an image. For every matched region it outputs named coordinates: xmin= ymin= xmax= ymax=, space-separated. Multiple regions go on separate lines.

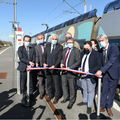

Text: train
xmin=31 ymin=0 xmax=120 ymax=90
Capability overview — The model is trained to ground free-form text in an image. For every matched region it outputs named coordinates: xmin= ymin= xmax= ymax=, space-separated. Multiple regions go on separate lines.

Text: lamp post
xmin=41 ymin=24 xmax=49 ymax=30
xmin=0 ymin=0 xmax=18 ymax=68
xmin=84 ymin=0 xmax=87 ymax=13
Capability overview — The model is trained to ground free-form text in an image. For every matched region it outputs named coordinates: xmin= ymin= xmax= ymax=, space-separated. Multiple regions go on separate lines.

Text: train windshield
xmin=103 ymin=0 xmax=120 ymax=13
xmin=109 ymin=39 xmax=120 ymax=50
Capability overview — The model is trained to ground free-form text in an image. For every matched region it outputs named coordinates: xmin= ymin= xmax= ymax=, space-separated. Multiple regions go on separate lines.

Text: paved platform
xmin=0 ymin=47 xmax=120 ymax=119
xmin=0 ymin=47 xmax=55 ymax=119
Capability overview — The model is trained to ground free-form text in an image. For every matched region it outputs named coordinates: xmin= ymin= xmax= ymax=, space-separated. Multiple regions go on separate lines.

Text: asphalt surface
xmin=0 ymin=47 xmax=120 ymax=120
xmin=0 ymin=47 xmax=55 ymax=120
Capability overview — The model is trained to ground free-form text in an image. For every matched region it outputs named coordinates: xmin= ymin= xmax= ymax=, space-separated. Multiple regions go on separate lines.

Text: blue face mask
xmin=67 ymin=43 xmax=73 ymax=48
xmin=38 ymin=40 xmax=44 ymax=44
xmin=52 ymin=40 xmax=57 ymax=45
xmin=99 ymin=41 xmax=106 ymax=48
xmin=24 ymin=42 xmax=30 ymax=47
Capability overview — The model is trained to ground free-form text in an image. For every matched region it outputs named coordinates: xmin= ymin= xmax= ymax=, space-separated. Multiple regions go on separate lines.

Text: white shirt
xmin=51 ymin=44 xmax=56 ymax=53
xmin=81 ymin=50 xmax=92 ymax=72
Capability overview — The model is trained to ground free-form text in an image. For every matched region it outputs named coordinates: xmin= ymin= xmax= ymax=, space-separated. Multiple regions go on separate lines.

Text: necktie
xmin=49 ymin=45 xmax=55 ymax=66
xmin=43 ymin=44 xmax=45 ymax=50
xmin=103 ymin=49 xmax=107 ymax=65
xmin=64 ymin=48 xmax=71 ymax=68
xmin=26 ymin=47 xmax=29 ymax=59
xmin=82 ymin=55 xmax=87 ymax=72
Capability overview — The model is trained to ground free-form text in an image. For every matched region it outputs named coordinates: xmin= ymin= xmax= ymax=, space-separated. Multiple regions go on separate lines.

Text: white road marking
xmin=0 ymin=47 xmax=11 ymax=55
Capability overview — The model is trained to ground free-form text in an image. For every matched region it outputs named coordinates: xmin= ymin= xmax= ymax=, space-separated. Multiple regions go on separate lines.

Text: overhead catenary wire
xmin=63 ymin=0 xmax=81 ymax=15
xmin=31 ymin=0 xmax=84 ymax=34
xmin=47 ymin=0 xmax=84 ymax=24
xmin=26 ymin=1 xmax=64 ymax=33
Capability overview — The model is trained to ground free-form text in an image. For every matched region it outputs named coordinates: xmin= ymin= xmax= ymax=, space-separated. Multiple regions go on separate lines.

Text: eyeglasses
xmin=66 ymin=37 xmax=72 ymax=40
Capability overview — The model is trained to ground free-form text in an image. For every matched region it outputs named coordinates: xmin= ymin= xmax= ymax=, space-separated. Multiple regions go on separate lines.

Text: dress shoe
xmin=46 ymin=96 xmax=53 ymax=102
xmin=39 ymin=95 xmax=44 ymax=99
xmin=87 ymin=107 xmax=91 ymax=114
xmin=77 ymin=102 xmax=87 ymax=106
xmin=21 ymin=96 xmax=27 ymax=105
xmin=67 ymin=103 xmax=74 ymax=109
xmin=53 ymin=98 xmax=59 ymax=104
xmin=61 ymin=98 xmax=70 ymax=103
xmin=30 ymin=94 xmax=36 ymax=106
xmin=93 ymin=108 xmax=105 ymax=112
xmin=29 ymin=99 xmax=36 ymax=106
xmin=107 ymin=109 xmax=113 ymax=116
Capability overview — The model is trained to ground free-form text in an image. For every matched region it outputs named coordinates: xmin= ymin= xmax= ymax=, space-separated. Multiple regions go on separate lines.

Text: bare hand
xmin=36 ymin=63 xmax=39 ymax=67
xmin=61 ymin=64 xmax=64 ymax=68
xmin=95 ymin=70 xmax=102 ymax=77
xmin=86 ymin=71 xmax=89 ymax=75
xmin=43 ymin=63 xmax=48 ymax=67
xmin=31 ymin=63 xmax=35 ymax=67
xmin=29 ymin=62 xmax=34 ymax=67
xmin=78 ymin=67 xmax=82 ymax=71
xmin=49 ymin=65 xmax=55 ymax=69
xmin=28 ymin=65 xmax=31 ymax=68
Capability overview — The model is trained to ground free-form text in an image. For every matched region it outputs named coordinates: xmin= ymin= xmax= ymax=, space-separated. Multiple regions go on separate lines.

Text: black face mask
xmin=84 ymin=48 xmax=90 ymax=54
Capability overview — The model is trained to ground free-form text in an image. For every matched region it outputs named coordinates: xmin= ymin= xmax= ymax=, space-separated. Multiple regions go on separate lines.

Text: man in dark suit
xmin=17 ymin=35 xmax=35 ymax=105
xmin=31 ymin=40 xmax=38 ymax=92
xmin=78 ymin=41 xmax=101 ymax=114
xmin=43 ymin=33 xmax=63 ymax=104
xmin=35 ymin=34 xmax=48 ymax=99
xmin=61 ymin=38 xmax=81 ymax=109
xmin=95 ymin=34 xmax=120 ymax=116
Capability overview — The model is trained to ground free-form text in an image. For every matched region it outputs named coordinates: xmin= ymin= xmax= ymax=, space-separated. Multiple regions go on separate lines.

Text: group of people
xmin=17 ymin=33 xmax=120 ymax=116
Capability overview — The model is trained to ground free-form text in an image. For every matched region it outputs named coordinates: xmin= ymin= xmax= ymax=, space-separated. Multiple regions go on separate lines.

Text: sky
xmin=0 ymin=0 xmax=114 ymax=42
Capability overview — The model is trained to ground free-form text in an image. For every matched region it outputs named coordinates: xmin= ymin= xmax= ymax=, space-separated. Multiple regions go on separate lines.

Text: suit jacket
xmin=35 ymin=44 xmax=44 ymax=67
xmin=61 ymin=47 xmax=81 ymax=77
xmin=99 ymin=44 xmax=120 ymax=79
xmin=80 ymin=49 xmax=101 ymax=84
xmin=32 ymin=43 xmax=37 ymax=48
xmin=35 ymin=43 xmax=49 ymax=67
xmin=17 ymin=45 xmax=35 ymax=72
xmin=43 ymin=43 xmax=63 ymax=68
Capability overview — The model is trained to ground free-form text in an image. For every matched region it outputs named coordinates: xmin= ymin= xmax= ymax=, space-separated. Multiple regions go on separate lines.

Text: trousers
xmin=81 ymin=76 xmax=96 ymax=107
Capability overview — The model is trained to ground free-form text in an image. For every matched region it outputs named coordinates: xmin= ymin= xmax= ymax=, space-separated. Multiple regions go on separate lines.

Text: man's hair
xmin=51 ymin=34 xmax=58 ymax=39
xmin=65 ymin=32 xmax=72 ymax=37
xmin=97 ymin=34 xmax=108 ymax=41
xmin=23 ymin=35 xmax=31 ymax=42
xmin=84 ymin=41 xmax=92 ymax=47
xmin=66 ymin=37 xmax=74 ymax=42
xmin=37 ymin=34 xmax=45 ymax=39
